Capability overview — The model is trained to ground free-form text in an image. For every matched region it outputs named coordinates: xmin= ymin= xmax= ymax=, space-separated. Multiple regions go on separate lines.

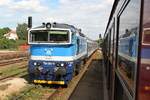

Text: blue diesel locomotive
xmin=27 ymin=18 xmax=97 ymax=85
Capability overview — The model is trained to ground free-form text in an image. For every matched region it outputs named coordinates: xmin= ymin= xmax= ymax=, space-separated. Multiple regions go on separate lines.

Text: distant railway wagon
xmin=102 ymin=0 xmax=150 ymax=100
xmin=27 ymin=18 xmax=98 ymax=85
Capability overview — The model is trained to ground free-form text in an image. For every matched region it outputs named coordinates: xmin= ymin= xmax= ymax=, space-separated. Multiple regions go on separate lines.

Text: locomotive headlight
xmin=33 ymin=62 xmax=42 ymax=66
xmin=60 ymin=63 xmax=64 ymax=67
xmin=33 ymin=62 xmax=37 ymax=66
xmin=46 ymin=23 xmax=51 ymax=28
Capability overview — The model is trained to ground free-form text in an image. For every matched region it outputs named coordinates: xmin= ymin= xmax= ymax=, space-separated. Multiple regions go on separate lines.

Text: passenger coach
xmin=103 ymin=0 xmax=150 ymax=100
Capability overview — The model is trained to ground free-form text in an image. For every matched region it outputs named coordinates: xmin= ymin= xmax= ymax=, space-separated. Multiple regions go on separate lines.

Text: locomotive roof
xmin=30 ymin=22 xmax=88 ymax=38
xmin=32 ymin=23 xmax=76 ymax=30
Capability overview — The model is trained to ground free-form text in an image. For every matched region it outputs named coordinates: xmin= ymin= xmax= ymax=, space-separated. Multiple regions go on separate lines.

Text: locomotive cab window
xmin=29 ymin=30 xmax=70 ymax=43
xmin=48 ymin=30 xmax=69 ymax=43
xmin=30 ymin=30 xmax=48 ymax=42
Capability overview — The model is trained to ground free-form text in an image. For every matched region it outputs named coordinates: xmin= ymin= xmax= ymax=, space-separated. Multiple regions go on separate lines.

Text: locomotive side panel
xmin=76 ymin=36 xmax=87 ymax=59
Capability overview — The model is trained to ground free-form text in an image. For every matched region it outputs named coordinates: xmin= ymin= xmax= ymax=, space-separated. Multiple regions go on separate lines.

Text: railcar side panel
xmin=103 ymin=0 xmax=147 ymax=100
xmin=137 ymin=0 xmax=150 ymax=99
xmin=116 ymin=0 xmax=141 ymax=99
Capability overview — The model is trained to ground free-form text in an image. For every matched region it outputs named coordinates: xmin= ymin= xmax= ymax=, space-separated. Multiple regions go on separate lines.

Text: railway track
xmin=47 ymin=49 xmax=101 ymax=100
xmin=0 ymin=70 xmax=27 ymax=81
xmin=4 ymin=50 xmax=101 ymax=100
xmin=0 ymin=62 xmax=28 ymax=82
xmin=13 ymin=86 xmax=36 ymax=100
xmin=0 ymin=67 xmax=27 ymax=81
xmin=0 ymin=51 xmax=29 ymax=60
xmin=18 ymin=50 xmax=98 ymax=100
xmin=0 ymin=57 xmax=28 ymax=66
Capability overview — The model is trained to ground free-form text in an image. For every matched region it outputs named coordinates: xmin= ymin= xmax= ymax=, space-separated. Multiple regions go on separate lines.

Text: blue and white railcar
xmin=87 ymin=38 xmax=98 ymax=57
xmin=28 ymin=22 xmax=87 ymax=85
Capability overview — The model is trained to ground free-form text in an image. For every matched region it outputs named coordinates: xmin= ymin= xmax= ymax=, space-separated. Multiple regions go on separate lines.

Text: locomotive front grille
xmin=54 ymin=67 xmax=66 ymax=76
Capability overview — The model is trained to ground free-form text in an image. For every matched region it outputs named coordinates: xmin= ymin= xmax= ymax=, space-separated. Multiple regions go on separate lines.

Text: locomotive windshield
xmin=49 ymin=30 xmax=69 ymax=42
xmin=30 ymin=30 xmax=48 ymax=42
xmin=29 ymin=30 xmax=69 ymax=43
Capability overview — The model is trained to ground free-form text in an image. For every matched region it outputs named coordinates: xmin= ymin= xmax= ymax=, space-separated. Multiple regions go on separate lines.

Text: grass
xmin=0 ymin=64 xmax=55 ymax=100
xmin=0 ymin=65 xmax=27 ymax=78
xmin=15 ymin=40 xmax=27 ymax=46
xmin=8 ymin=84 xmax=56 ymax=100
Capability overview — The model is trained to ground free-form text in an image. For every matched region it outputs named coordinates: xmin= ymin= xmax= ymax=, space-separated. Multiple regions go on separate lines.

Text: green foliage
xmin=0 ymin=38 xmax=27 ymax=50
xmin=15 ymin=39 xmax=27 ymax=46
xmin=3 ymin=27 xmax=11 ymax=33
xmin=0 ymin=27 xmax=17 ymax=49
xmin=0 ymin=27 xmax=11 ymax=38
xmin=0 ymin=27 xmax=27 ymax=50
xmin=0 ymin=38 xmax=17 ymax=49
xmin=16 ymin=23 xmax=28 ymax=40
xmin=96 ymin=39 xmax=103 ymax=47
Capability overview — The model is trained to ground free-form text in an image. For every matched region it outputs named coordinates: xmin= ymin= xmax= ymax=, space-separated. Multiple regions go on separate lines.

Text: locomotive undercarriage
xmin=28 ymin=60 xmax=82 ymax=85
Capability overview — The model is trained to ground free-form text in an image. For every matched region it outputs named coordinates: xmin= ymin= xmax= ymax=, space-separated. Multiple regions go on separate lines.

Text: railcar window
xmin=117 ymin=0 xmax=140 ymax=94
xmin=143 ymin=29 xmax=150 ymax=44
xmin=49 ymin=30 xmax=69 ymax=43
xmin=111 ymin=27 xmax=114 ymax=55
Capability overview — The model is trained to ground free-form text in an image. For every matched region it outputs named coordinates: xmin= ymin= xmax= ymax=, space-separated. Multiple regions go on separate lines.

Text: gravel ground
xmin=0 ymin=78 xmax=27 ymax=100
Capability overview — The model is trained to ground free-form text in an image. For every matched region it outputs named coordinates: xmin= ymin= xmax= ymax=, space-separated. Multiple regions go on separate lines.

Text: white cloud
xmin=106 ymin=0 xmax=114 ymax=5
xmin=0 ymin=0 xmax=11 ymax=6
xmin=0 ymin=0 xmax=48 ymax=13
xmin=44 ymin=0 xmax=114 ymax=39
xmin=0 ymin=0 xmax=114 ymax=39
xmin=10 ymin=0 xmax=48 ymax=12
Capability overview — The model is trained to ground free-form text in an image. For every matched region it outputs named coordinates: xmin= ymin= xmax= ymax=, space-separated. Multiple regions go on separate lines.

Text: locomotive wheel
xmin=28 ymin=73 xmax=34 ymax=83
xmin=61 ymin=84 xmax=68 ymax=88
xmin=83 ymin=58 xmax=87 ymax=65
xmin=75 ymin=70 xmax=79 ymax=75
xmin=75 ymin=64 xmax=80 ymax=75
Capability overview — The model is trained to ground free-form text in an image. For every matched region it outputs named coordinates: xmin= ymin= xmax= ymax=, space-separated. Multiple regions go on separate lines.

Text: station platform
xmin=69 ymin=59 xmax=108 ymax=100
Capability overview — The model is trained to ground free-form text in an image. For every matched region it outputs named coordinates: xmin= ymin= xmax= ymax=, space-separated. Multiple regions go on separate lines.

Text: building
xmin=4 ymin=30 xmax=18 ymax=40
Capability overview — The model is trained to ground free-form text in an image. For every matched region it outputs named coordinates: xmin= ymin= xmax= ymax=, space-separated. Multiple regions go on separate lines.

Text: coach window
xmin=143 ymin=29 xmax=150 ymax=45
xmin=111 ymin=26 xmax=114 ymax=56
xmin=112 ymin=21 xmax=116 ymax=60
xmin=77 ymin=38 xmax=80 ymax=54
xmin=107 ymin=33 xmax=110 ymax=56
xmin=117 ymin=0 xmax=140 ymax=94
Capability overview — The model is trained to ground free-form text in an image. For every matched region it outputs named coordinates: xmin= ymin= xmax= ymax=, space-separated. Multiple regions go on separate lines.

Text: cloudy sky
xmin=0 ymin=0 xmax=114 ymax=40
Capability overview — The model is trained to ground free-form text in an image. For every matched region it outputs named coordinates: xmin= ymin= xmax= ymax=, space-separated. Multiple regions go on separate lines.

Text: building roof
xmin=4 ymin=30 xmax=18 ymax=40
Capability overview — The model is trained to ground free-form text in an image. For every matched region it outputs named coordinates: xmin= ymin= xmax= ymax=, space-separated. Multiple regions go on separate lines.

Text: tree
xmin=16 ymin=23 xmax=28 ymax=40
xmin=3 ymin=27 xmax=11 ymax=33
xmin=0 ymin=27 xmax=11 ymax=38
